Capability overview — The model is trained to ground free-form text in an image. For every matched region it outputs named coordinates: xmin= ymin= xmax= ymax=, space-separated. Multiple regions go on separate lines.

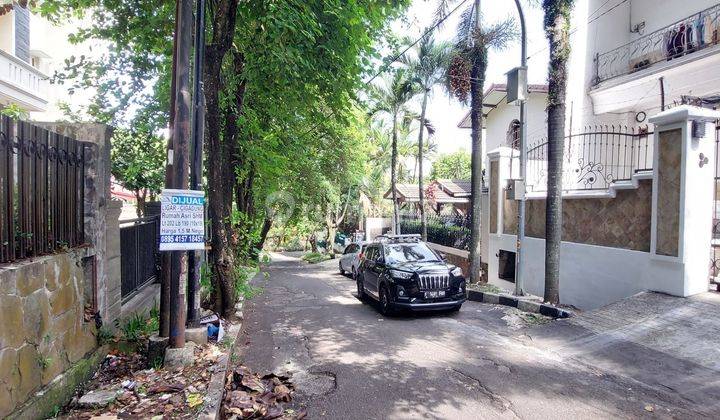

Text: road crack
xmin=450 ymin=368 xmax=521 ymax=419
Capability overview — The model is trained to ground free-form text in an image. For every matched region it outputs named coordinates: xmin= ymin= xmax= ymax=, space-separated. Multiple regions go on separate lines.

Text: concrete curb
xmin=199 ymin=302 xmax=244 ymax=420
xmin=467 ymin=290 xmax=574 ymax=319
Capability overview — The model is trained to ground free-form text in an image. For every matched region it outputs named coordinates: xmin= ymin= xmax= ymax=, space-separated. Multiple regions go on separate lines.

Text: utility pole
xmin=160 ymin=0 xmax=181 ymax=338
xmin=169 ymin=0 xmax=193 ymax=348
xmin=187 ymin=0 xmax=206 ymax=327
xmin=513 ymin=0 xmax=528 ymax=296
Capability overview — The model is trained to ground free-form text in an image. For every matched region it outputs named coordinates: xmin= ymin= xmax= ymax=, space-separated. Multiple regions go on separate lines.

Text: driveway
xmin=235 ymin=253 xmax=718 ymax=419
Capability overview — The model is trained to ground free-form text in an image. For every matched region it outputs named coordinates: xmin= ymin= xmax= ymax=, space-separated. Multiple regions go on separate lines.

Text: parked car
xmin=356 ymin=235 xmax=466 ymax=315
xmin=339 ymin=242 xmax=367 ymax=278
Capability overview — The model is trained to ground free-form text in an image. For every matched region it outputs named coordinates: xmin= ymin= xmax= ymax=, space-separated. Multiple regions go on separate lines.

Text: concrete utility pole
xmin=160 ymin=0 xmax=181 ymax=338
xmin=513 ymin=0 xmax=528 ymax=296
xmin=169 ymin=0 xmax=193 ymax=348
xmin=187 ymin=0 xmax=206 ymax=327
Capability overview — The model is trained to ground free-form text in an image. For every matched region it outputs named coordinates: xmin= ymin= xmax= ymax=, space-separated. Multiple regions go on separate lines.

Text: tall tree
xmin=39 ymin=0 xmax=409 ymax=315
xmin=440 ymin=0 xmax=514 ymax=283
xmin=543 ymin=0 xmax=574 ymax=304
xmin=430 ymin=150 xmax=471 ymax=180
xmin=369 ymin=69 xmax=419 ymax=234
xmin=542 ymin=0 xmax=574 ymax=304
xmin=405 ymin=33 xmax=451 ymax=241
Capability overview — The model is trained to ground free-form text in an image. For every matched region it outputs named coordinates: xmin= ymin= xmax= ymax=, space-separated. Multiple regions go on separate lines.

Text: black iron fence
xmin=594 ymin=3 xmax=720 ymax=85
xmin=0 ymin=116 xmax=91 ymax=264
xmin=527 ymin=126 xmax=653 ymax=192
xmin=120 ymin=216 xmax=160 ymax=300
xmin=399 ymin=212 xmax=471 ymax=251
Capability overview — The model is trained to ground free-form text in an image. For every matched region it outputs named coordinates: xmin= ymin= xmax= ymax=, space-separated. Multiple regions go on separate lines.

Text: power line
xmin=526 ymin=0 xmax=630 ymax=61
xmin=363 ymin=0 xmax=470 ymax=87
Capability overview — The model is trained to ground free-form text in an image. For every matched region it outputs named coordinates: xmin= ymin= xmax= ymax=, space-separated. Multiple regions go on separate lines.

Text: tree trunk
xmin=391 ymin=116 xmax=400 ymax=234
xmin=544 ymin=3 xmax=571 ymax=305
xmin=134 ymin=190 xmax=147 ymax=218
xmin=468 ymin=49 xmax=488 ymax=284
xmin=203 ymin=0 xmax=240 ymax=317
xmin=254 ymin=217 xmax=273 ymax=255
xmin=418 ymin=89 xmax=429 ymax=241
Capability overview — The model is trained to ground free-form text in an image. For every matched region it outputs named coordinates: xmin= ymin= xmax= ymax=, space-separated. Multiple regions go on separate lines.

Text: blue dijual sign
xmin=159 ymin=189 xmax=206 ymax=251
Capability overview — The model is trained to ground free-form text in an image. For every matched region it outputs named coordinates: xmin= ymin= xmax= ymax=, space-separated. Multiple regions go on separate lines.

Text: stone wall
xmin=502 ymin=180 xmax=653 ymax=252
xmin=0 ymin=122 xmax=118 ymax=418
xmin=0 ymin=250 xmax=97 ymax=417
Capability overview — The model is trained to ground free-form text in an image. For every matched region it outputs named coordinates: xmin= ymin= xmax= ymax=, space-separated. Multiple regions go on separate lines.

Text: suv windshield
xmin=384 ymin=243 xmax=440 ymax=264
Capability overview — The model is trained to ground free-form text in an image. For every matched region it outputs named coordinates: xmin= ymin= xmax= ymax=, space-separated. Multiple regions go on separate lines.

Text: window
xmin=384 ymin=243 xmax=440 ymax=264
xmin=506 ymin=120 xmax=520 ymax=150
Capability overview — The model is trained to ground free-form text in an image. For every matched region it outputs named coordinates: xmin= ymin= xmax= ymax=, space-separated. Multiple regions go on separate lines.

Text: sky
xmin=393 ymin=0 xmax=549 ymax=155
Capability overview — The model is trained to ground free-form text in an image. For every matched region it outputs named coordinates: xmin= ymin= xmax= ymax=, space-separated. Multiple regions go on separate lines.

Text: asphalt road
xmin=235 ymin=253 xmax=712 ymax=419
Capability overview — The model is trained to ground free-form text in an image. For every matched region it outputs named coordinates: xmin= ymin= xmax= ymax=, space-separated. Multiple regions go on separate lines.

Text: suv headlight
xmin=450 ymin=266 xmax=463 ymax=277
xmin=389 ymin=270 xmax=413 ymax=280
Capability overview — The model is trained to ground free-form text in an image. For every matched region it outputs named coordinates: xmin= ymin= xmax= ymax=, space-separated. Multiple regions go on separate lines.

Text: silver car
xmin=339 ymin=242 xmax=366 ymax=278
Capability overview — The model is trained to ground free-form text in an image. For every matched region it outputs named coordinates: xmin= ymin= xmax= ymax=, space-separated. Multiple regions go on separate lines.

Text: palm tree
xmin=404 ymin=33 xmax=452 ymax=241
xmin=438 ymin=0 xmax=514 ymax=283
xmin=542 ymin=0 xmax=575 ymax=305
xmin=368 ymin=69 xmax=420 ymax=234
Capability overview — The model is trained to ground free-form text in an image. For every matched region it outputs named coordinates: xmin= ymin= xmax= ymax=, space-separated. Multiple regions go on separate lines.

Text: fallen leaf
xmin=187 ymin=393 xmax=204 ymax=408
xmin=147 ymin=382 xmax=184 ymax=395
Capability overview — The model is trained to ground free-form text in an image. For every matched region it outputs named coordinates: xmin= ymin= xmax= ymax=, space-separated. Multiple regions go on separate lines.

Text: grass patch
xmin=113 ymin=303 xmax=160 ymax=342
xmin=302 ymin=252 xmax=331 ymax=264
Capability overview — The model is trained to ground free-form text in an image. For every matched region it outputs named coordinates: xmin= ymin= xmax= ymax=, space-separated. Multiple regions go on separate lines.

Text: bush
xmin=302 ymin=252 xmax=331 ymax=264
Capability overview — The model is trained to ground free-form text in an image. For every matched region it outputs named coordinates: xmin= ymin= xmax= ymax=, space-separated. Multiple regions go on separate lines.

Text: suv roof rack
xmin=375 ymin=234 xmax=421 ymax=243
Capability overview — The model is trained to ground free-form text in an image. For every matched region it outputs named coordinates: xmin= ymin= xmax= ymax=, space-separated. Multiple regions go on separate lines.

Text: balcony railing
xmin=526 ymin=126 xmax=653 ymax=192
xmin=0 ymin=49 xmax=49 ymax=110
xmin=594 ymin=3 xmax=720 ymax=85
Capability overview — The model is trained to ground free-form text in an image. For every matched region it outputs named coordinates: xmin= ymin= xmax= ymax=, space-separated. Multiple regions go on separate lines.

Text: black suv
xmin=356 ymin=235 xmax=466 ymax=315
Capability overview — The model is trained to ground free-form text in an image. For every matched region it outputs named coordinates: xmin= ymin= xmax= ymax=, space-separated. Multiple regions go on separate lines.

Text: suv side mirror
xmin=439 ymin=252 xmax=447 ymax=261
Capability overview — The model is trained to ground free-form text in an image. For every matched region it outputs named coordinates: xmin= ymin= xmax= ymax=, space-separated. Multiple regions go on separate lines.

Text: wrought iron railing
xmin=399 ymin=212 xmax=471 ymax=251
xmin=527 ymin=126 xmax=653 ymax=192
xmin=594 ymin=4 xmax=720 ymax=85
xmin=0 ymin=116 xmax=91 ymax=263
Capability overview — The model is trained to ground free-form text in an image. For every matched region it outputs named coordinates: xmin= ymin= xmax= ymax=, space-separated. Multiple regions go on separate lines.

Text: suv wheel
xmin=339 ymin=261 xmax=345 ymax=275
xmin=356 ymin=276 xmax=367 ymax=302
xmin=379 ymin=286 xmax=393 ymax=316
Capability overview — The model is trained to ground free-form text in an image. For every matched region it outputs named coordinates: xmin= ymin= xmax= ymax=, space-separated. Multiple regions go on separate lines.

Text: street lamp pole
xmin=513 ymin=0 xmax=527 ymax=296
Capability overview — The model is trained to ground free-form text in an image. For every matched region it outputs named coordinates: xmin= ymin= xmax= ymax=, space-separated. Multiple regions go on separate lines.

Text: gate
xmin=711 ymin=125 xmax=720 ymax=291
xmin=120 ymin=216 xmax=160 ymax=301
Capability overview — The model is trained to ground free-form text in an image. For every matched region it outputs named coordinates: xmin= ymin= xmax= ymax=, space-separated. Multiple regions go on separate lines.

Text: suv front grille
xmin=418 ymin=274 xmax=449 ymax=290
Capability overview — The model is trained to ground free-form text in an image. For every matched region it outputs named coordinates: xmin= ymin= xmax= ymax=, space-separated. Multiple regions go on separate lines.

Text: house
xmin=384 ymin=179 xmax=471 ymax=214
xmin=467 ymin=0 xmax=720 ymax=310
xmin=0 ymin=6 xmax=50 ymax=113
xmin=458 ymin=83 xmax=549 ymax=156
xmin=0 ymin=5 xmax=97 ymax=120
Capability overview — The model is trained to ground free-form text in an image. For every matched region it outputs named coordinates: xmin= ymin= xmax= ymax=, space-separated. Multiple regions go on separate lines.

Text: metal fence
xmin=527 ymin=126 xmax=653 ymax=192
xmin=399 ymin=212 xmax=471 ymax=251
xmin=594 ymin=4 xmax=720 ymax=85
xmin=711 ymin=125 xmax=720 ymax=290
xmin=0 ymin=116 xmax=91 ymax=263
xmin=120 ymin=216 xmax=160 ymax=300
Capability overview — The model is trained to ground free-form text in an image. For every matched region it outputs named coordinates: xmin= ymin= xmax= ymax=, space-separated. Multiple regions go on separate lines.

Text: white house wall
xmin=565 ymin=0 xmax=720 ymax=127
xmin=485 ymin=94 xmax=548 ymax=150
xmin=489 ymin=233 xmax=653 ymax=310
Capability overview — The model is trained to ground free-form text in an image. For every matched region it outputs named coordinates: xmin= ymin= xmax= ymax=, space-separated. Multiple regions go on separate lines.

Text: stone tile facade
xmin=490 ymin=161 xmax=499 ymax=234
xmin=0 ymin=250 xmax=97 ymax=417
xmin=656 ymin=128 xmax=682 ymax=257
xmin=502 ymin=180 xmax=653 ymax=252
